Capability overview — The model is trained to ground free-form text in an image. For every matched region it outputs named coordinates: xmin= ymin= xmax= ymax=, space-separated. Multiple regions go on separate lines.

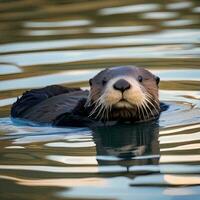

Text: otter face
xmin=86 ymin=66 xmax=160 ymax=122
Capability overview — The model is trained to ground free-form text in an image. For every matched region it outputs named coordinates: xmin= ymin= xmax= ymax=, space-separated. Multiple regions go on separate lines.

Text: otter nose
xmin=113 ymin=79 xmax=131 ymax=92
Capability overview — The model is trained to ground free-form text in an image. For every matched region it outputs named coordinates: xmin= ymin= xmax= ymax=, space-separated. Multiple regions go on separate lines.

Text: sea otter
xmin=11 ymin=66 xmax=163 ymax=127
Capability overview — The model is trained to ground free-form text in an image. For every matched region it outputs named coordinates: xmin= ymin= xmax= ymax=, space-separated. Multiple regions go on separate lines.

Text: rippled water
xmin=0 ymin=0 xmax=200 ymax=199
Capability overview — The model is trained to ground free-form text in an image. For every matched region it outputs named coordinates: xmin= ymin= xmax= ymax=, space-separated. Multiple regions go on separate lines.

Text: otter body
xmin=11 ymin=66 xmax=163 ymax=127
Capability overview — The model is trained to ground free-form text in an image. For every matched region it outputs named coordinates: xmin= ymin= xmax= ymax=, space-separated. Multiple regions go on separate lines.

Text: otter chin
xmin=11 ymin=66 xmax=161 ymax=127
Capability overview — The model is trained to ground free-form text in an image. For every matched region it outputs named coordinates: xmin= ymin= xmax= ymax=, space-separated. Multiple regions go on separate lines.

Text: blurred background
xmin=0 ymin=0 xmax=200 ymax=200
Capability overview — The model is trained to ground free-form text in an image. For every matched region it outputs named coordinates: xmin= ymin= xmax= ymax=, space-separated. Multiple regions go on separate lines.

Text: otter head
xmin=86 ymin=66 xmax=160 ymax=122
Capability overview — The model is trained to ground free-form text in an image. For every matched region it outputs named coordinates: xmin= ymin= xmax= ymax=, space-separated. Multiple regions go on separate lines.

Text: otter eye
xmin=138 ymin=75 xmax=143 ymax=82
xmin=155 ymin=76 xmax=160 ymax=85
xmin=102 ymin=79 xmax=107 ymax=85
xmin=89 ymin=79 xmax=92 ymax=86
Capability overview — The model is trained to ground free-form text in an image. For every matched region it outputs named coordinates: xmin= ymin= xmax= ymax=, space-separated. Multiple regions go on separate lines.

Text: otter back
xmin=11 ymin=85 xmax=88 ymax=124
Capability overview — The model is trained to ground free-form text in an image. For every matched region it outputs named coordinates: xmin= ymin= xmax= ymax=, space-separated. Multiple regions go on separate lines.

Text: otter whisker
xmin=139 ymin=100 xmax=147 ymax=121
xmin=144 ymin=92 xmax=160 ymax=110
xmin=143 ymin=99 xmax=155 ymax=119
xmin=90 ymin=98 xmax=100 ymax=107
xmin=84 ymin=95 xmax=91 ymax=107
xmin=102 ymin=101 xmax=111 ymax=122
xmin=88 ymin=105 xmax=100 ymax=117
xmin=138 ymin=106 xmax=143 ymax=121
xmin=105 ymin=105 xmax=110 ymax=121
xmin=85 ymin=92 xmax=95 ymax=107
xmin=144 ymin=95 xmax=160 ymax=116
xmin=86 ymin=97 xmax=96 ymax=108
xmin=136 ymin=104 xmax=142 ymax=121
xmin=85 ymin=89 xmax=102 ymax=107
xmin=94 ymin=104 xmax=104 ymax=119
xmin=105 ymin=106 xmax=108 ymax=121
xmin=146 ymin=99 xmax=159 ymax=116
xmin=105 ymin=104 xmax=112 ymax=121
xmin=88 ymin=98 xmax=102 ymax=117
xmin=103 ymin=104 xmax=108 ymax=121
xmin=143 ymin=95 xmax=155 ymax=117
xmin=94 ymin=97 xmax=107 ymax=120
xmin=138 ymin=106 xmax=142 ymax=121
xmin=99 ymin=104 xmax=107 ymax=121
xmin=141 ymin=101 xmax=149 ymax=120
xmin=108 ymin=105 xmax=111 ymax=120
xmin=139 ymin=103 xmax=146 ymax=121
xmin=88 ymin=97 xmax=107 ymax=119
xmin=100 ymin=105 xmax=105 ymax=120
xmin=145 ymin=93 xmax=160 ymax=107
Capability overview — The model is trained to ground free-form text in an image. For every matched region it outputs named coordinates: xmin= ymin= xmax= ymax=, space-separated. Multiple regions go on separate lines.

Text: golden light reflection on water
xmin=0 ymin=165 xmax=99 ymax=173
xmin=0 ymin=175 xmax=106 ymax=187
xmin=164 ymin=174 xmax=200 ymax=185
xmin=131 ymin=174 xmax=200 ymax=186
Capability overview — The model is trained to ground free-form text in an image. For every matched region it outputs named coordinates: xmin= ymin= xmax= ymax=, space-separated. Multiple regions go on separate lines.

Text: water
xmin=0 ymin=0 xmax=200 ymax=199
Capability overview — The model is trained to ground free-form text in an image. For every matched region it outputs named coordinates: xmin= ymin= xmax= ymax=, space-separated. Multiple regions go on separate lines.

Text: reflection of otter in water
xmin=92 ymin=121 xmax=160 ymax=167
xmin=11 ymin=66 xmax=163 ymax=127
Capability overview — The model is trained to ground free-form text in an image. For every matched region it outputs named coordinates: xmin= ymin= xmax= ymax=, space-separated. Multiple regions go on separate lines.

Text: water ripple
xmin=166 ymin=2 xmax=193 ymax=10
xmin=141 ymin=12 xmax=178 ymax=20
xmin=23 ymin=19 xmax=91 ymax=28
xmin=99 ymin=4 xmax=161 ymax=15
xmin=0 ymin=0 xmax=200 ymax=199
xmin=45 ymin=141 xmax=95 ymax=148
xmin=1 ymin=29 xmax=199 ymax=53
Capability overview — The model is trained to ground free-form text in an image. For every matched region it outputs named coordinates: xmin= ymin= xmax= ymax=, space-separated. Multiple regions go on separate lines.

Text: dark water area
xmin=0 ymin=0 xmax=200 ymax=199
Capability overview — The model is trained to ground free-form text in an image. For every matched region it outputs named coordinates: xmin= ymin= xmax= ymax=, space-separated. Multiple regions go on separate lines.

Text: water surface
xmin=0 ymin=0 xmax=200 ymax=200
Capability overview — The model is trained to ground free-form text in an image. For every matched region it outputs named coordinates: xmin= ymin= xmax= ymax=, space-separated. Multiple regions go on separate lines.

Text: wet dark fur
xmin=11 ymin=85 xmax=168 ymax=127
xmin=11 ymin=85 xmax=81 ymax=118
xmin=11 ymin=66 xmax=168 ymax=127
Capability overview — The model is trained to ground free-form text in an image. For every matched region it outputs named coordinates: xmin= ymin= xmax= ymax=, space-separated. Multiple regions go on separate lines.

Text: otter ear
xmin=154 ymin=76 xmax=160 ymax=85
xmin=89 ymin=78 xmax=93 ymax=86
